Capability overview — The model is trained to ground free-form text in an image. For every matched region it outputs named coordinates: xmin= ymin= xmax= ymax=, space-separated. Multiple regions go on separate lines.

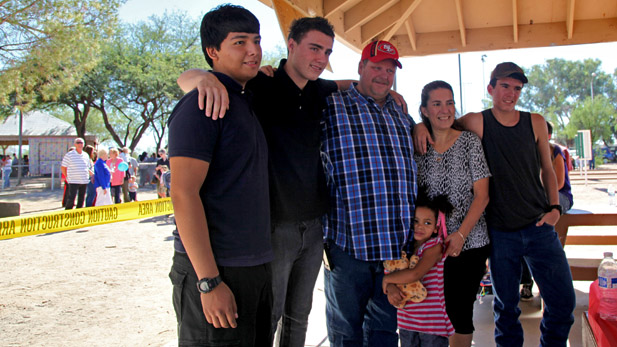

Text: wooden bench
xmin=555 ymin=213 xmax=617 ymax=281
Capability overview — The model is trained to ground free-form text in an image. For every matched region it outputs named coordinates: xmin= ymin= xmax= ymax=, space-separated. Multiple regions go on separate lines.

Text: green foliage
xmin=261 ymin=44 xmax=287 ymax=67
xmin=52 ymin=11 xmax=204 ymax=151
xmin=565 ymin=95 xmax=616 ymax=147
xmin=519 ymin=58 xmax=616 ymax=144
xmin=0 ymin=0 xmax=125 ymax=109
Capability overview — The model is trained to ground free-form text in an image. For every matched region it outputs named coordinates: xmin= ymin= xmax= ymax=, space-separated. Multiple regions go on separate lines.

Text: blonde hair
xmin=109 ymin=148 xmax=119 ymax=156
xmin=97 ymin=148 xmax=108 ymax=158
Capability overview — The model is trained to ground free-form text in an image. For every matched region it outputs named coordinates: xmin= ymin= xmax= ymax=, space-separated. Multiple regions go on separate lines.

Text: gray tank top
xmin=481 ymin=109 xmax=548 ymax=230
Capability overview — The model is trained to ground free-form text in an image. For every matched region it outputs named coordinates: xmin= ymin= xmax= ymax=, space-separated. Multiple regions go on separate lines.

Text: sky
xmin=119 ymin=0 xmax=617 ymax=134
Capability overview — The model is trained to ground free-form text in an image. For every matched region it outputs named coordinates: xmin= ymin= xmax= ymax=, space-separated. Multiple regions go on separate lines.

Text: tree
xmin=98 ymin=11 xmax=203 ymax=151
xmin=51 ymin=11 xmax=203 ymax=151
xmin=565 ymin=95 xmax=616 ymax=148
xmin=519 ymin=58 xmax=616 ymax=144
xmin=0 ymin=0 xmax=124 ymax=110
xmin=262 ymin=44 xmax=287 ymax=67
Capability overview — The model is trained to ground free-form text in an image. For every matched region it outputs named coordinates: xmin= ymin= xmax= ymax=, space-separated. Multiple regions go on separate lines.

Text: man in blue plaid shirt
xmin=321 ymin=40 xmax=417 ymax=347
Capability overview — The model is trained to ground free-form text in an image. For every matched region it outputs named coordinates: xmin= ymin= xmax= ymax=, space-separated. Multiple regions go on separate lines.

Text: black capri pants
xmin=443 ymin=244 xmax=491 ymax=334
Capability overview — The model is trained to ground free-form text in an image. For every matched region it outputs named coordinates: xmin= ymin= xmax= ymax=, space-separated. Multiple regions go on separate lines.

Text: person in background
xmin=106 ymin=148 xmax=125 ymax=204
xmin=128 ymin=176 xmax=138 ymax=202
xmin=61 ymin=138 xmax=93 ymax=209
xmin=2 ymin=154 xmax=12 ymax=189
xmin=520 ymin=121 xmax=574 ymax=301
xmin=61 ymin=147 xmax=75 ymax=207
xmin=159 ymin=165 xmax=170 ymax=198
xmin=84 ymin=145 xmax=97 ymax=207
xmin=120 ymin=147 xmax=132 ymax=203
xmin=155 ymin=149 xmax=169 ymax=198
xmin=23 ymin=155 xmax=29 ymax=177
xmin=94 ymin=148 xmax=112 ymax=206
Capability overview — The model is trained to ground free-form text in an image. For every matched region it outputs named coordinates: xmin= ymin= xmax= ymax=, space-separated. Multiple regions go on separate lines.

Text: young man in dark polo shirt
xmin=167 ymin=5 xmax=273 ymax=346
xmin=178 ymin=17 xmax=338 ymax=347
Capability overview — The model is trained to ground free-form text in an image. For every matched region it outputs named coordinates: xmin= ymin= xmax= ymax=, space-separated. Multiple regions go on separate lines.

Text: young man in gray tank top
xmin=414 ymin=63 xmax=575 ymax=347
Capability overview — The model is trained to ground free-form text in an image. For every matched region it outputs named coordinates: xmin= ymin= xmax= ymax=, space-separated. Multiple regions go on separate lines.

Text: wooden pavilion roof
xmin=259 ymin=0 xmax=617 ymax=56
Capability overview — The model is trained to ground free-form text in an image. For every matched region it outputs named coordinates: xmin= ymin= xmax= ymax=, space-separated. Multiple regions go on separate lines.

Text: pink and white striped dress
xmin=397 ymin=237 xmax=454 ymax=337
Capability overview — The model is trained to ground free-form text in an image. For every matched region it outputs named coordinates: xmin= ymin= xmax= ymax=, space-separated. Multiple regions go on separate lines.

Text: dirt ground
xmin=0 ymin=183 xmax=178 ymax=347
xmin=0 ymin=165 xmax=616 ymax=347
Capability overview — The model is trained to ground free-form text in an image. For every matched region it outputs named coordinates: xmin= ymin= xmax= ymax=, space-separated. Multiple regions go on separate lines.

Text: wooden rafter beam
xmin=404 ymin=17 xmax=417 ymax=51
xmin=344 ymin=0 xmax=397 ymax=33
xmin=395 ymin=18 xmax=617 ymax=57
xmin=512 ymin=0 xmax=519 ymax=42
xmin=324 ymin=0 xmax=351 ymax=18
xmin=359 ymin=0 xmax=421 ymax=45
xmin=271 ymin=0 xmax=306 ymax=42
xmin=454 ymin=0 xmax=466 ymax=46
xmin=567 ymin=0 xmax=576 ymax=39
xmin=382 ymin=0 xmax=423 ymax=42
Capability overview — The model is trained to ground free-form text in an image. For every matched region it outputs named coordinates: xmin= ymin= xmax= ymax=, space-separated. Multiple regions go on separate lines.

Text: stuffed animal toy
xmin=383 ymin=251 xmax=428 ymax=308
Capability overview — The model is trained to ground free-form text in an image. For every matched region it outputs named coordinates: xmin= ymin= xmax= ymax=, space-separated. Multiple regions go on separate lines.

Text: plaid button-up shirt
xmin=321 ymin=83 xmax=417 ymax=261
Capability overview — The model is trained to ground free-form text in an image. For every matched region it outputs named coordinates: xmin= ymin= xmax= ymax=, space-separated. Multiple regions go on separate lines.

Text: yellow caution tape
xmin=0 ymin=198 xmax=174 ymax=240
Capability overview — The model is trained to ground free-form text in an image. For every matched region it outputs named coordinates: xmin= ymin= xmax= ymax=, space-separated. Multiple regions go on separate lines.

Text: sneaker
xmin=520 ymin=284 xmax=533 ymax=301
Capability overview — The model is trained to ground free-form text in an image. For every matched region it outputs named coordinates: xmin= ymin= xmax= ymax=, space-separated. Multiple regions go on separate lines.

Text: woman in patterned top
xmin=382 ymin=192 xmax=454 ymax=346
xmin=414 ymin=80 xmax=491 ymax=347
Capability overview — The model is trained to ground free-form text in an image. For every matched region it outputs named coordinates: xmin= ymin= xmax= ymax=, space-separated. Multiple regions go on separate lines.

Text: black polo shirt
xmin=168 ymin=72 xmax=272 ymax=267
xmin=247 ymin=59 xmax=338 ymax=223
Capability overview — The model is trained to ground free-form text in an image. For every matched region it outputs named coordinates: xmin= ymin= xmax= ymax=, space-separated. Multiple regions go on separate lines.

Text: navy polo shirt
xmin=247 ymin=59 xmax=338 ymax=223
xmin=168 ymin=72 xmax=272 ymax=267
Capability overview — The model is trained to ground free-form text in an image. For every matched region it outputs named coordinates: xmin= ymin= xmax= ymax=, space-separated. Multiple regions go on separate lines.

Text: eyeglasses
xmin=75 ymin=142 xmax=84 ymax=145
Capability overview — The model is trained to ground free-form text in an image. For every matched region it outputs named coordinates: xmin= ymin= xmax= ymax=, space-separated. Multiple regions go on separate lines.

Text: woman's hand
xmin=445 ymin=230 xmax=465 ymax=257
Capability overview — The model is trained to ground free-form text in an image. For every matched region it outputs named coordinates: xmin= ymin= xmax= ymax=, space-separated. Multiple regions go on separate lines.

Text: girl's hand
xmin=445 ymin=230 xmax=465 ymax=257
xmin=384 ymin=283 xmax=404 ymax=307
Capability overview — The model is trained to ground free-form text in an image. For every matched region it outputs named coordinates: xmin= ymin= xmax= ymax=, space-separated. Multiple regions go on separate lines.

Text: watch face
xmin=199 ymin=281 xmax=210 ymax=292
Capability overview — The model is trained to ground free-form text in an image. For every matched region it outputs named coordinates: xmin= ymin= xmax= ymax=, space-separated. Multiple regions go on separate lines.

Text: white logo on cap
xmin=378 ymin=42 xmax=395 ymax=55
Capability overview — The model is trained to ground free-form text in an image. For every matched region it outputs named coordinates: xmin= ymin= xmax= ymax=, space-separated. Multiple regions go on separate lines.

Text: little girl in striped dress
xmin=382 ymin=193 xmax=454 ymax=346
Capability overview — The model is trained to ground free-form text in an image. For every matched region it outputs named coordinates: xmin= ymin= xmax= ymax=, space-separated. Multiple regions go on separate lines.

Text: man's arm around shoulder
xmin=170 ymin=156 xmax=238 ymax=329
xmin=459 ymin=112 xmax=484 ymax=139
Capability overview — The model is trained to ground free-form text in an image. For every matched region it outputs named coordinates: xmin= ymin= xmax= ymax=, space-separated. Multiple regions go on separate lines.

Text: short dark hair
xmin=547 ymin=121 xmax=553 ymax=136
xmin=287 ymin=17 xmax=334 ymax=43
xmin=200 ymin=4 xmax=260 ymax=67
xmin=419 ymin=80 xmax=463 ymax=136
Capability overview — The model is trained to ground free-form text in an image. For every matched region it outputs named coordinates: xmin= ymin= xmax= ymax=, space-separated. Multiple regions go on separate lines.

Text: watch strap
xmin=196 ymin=275 xmax=222 ymax=294
xmin=547 ymin=204 xmax=562 ymax=215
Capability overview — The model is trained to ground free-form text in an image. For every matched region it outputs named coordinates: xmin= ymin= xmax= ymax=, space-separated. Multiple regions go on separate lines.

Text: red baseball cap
xmin=361 ymin=40 xmax=402 ymax=68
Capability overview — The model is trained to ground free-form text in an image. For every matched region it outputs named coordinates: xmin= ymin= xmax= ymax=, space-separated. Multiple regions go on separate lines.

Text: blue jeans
xmin=489 ymin=222 xmax=575 ymax=347
xmin=86 ymin=181 xmax=96 ymax=207
xmin=111 ymin=185 xmax=122 ymax=203
xmin=399 ymin=329 xmax=449 ymax=347
xmin=324 ymin=242 xmax=398 ymax=347
xmin=2 ymin=168 xmax=11 ymax=188
xmin=271 ymin=217 xmax=324 ymax=347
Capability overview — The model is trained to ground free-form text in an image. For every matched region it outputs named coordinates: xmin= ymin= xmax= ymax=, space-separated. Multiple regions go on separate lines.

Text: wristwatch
xmin=547 ymin=204 xmax=563 ymax=215
xmin=196 ymin=275 xmax=222 ymax=294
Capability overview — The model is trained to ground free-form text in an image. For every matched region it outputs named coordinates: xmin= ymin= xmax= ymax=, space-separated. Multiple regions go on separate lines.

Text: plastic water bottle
xmin=609 ymin=185 xmax=616 ymax=206
xmin=598 ymin=252 xmax=617 ymax=320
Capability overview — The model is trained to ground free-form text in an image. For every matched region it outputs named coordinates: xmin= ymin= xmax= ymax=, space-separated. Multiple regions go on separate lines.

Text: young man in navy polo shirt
xmin=167 ymin=5 xmax=273 ymax=346
xmin=178 ymin=18 xmax=338 ymax=347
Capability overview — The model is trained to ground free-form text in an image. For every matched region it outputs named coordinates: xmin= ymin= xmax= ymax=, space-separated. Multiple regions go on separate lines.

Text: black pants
xmin=169 ymin=251 xmax=273 ymax=347
xmin=111 ymin=185 xmax=122 ymax=204
xmin=65 ymin=183 xmax=87 ymax=209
